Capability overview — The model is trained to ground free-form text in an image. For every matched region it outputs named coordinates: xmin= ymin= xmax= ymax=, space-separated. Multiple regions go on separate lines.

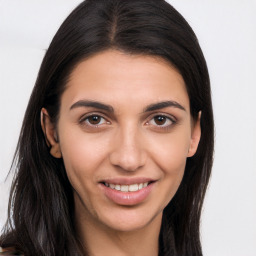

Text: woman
xmin=0 ymin=0 xmax=214 ymax=255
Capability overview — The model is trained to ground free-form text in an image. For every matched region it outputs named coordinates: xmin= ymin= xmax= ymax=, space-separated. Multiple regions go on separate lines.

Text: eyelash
xmin=79 ymin=113 xmax=177 ymax=131
xmin=145 ymin=114 xmax=176 ymax=131
xmin=79 ymin=113 xmax=110 ymax=129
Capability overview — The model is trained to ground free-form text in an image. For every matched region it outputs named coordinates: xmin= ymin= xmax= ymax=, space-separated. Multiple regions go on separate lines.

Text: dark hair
xmin=0 ymin=0 xmax=214 ymax=255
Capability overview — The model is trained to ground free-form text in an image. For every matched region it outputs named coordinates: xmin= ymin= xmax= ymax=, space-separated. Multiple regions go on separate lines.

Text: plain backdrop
xmin=0 ymin=1 xmax=256 ymax=255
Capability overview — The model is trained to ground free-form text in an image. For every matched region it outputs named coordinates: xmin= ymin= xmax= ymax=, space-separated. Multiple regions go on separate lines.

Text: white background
xmin=0 ymin=1 xmax=255 ymax=255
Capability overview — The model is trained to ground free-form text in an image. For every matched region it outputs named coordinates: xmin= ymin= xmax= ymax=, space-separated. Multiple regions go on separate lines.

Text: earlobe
xmin=187 ymin=111 xmax=201 ymax=158
xmin=50 ymin=144 xmax=62 ymax=158
xmin=41 ymin=108 xmax=62 ymax=158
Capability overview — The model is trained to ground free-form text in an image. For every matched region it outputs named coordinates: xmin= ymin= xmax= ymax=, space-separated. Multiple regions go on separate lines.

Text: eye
xmin=152 ymin=116 xmax=170 ymax=126
xmin=86 ymin=115 xmax=105 ymax=125
xmin=80 ymin=114 xmax=110 ymax=127
xmin=146 ymin=114 xmax=176 ymax=130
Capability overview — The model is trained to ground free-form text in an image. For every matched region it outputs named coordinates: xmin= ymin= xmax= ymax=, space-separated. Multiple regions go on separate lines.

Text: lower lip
xmin=100 ymin=183 xmax=155 ymax=206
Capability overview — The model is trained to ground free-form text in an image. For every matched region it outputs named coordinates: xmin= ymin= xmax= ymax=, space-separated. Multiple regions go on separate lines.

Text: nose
xmin=109 ymin=126 xmax=147 ymax=172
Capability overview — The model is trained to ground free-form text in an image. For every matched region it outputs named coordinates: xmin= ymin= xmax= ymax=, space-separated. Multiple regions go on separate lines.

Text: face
xmin=42 ymin=50 xmax=201 ymax=233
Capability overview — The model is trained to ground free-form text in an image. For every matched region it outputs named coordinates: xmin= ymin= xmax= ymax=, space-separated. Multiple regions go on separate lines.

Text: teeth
xmin=105 ymin=182 xmax=149 ymax=192
xmin=115 ymin=184 xmax=121 ymax=191
xmin=129 ymin=184 xmax=138 ymax=192
xmin=121 ymin=185 xmax=129 ymax=192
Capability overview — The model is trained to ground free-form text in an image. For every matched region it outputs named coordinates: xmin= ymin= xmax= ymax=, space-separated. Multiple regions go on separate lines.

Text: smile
xmin=100 ymin=180 xmax=155 ymax=205
xmin=104 ymin=182 xmax=149 ymax=192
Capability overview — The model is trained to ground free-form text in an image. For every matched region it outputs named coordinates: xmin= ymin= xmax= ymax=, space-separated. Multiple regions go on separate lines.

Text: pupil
xmin=154 ymin=116 xmax=166 ymax=125
xmin=89 ymin=116 xmax=100 ymax=124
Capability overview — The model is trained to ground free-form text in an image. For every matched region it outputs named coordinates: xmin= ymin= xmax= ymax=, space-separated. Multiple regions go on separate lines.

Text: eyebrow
xmin=70 ymin=100 xmax=114 ymax=112
xmin=70 ymin=100 xmax=186 ymax=113
xmin=143 ymin=101 xmax=186 ymax=112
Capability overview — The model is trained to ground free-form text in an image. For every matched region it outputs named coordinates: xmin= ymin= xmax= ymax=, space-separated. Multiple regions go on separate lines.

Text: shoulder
xmin=0 ymin=231 xmax=24 ymax=255
xmin=0 ymin=246 xmax=24 ymax=255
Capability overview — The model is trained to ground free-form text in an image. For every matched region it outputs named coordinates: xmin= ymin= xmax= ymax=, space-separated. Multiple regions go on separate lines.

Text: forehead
xmin=62 ymin=50 xmax=189 ymax=112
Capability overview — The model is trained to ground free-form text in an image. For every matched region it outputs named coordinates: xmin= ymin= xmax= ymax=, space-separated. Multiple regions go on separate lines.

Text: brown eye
xmin=146 ymin=114 xmax=175 ymax=129
xmin=81 ymin=114 xmax=109 ymax=127
xmin=87 ymin=115 xmax=102 ymax=125
xmin=154 ymin=116 xmax=167 ymax=125
xmin=79 ymin=114 xmax=111 ymax=130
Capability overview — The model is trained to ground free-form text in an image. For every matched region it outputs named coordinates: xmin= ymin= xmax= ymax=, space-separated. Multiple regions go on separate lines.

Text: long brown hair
xmin=1 ymin=1 xmax=214 ymax=255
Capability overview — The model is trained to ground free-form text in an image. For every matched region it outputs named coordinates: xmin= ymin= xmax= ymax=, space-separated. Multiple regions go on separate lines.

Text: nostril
xmin=109 ymin=152 xmax=146 ymax=172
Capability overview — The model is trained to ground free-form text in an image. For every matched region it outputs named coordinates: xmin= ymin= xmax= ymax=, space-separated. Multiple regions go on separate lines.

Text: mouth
xmin=99 ymin=179 xmax=156 ymax=205
xmin=102 ymin=181 xmax=153 ymax=192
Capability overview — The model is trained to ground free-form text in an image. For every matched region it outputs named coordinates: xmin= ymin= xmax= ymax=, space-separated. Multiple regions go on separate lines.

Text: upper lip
xmin=99 ymin=177 xmax=156 ymax=185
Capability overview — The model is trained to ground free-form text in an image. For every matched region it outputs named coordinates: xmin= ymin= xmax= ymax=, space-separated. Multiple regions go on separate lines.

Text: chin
xmin=96 ymin=206 xmax=163 ymax=233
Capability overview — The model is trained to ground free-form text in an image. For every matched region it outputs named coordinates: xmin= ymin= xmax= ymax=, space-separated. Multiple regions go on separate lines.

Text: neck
xmin=75 ymin=199 xmax=162 ymax=256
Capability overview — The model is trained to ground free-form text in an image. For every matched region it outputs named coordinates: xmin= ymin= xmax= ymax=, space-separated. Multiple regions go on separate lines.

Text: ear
xmin=41 ymin=108 xmax=62 ymax=158
xmin=187 ymin=111 xmax=201 ymax=157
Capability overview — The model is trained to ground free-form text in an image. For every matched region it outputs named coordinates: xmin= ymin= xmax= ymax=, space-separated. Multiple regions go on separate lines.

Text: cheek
xmin=149 ymin=133 xmax=190 ymax=207
xmin=148 ymin=129 xmax=191 ymax=175
xmin=58 ymin=126 xmax=110 ymax=188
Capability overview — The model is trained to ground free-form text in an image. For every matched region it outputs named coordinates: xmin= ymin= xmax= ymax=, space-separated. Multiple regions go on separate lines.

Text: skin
xmin=41 ymin=50 xmax=201 ymax=256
